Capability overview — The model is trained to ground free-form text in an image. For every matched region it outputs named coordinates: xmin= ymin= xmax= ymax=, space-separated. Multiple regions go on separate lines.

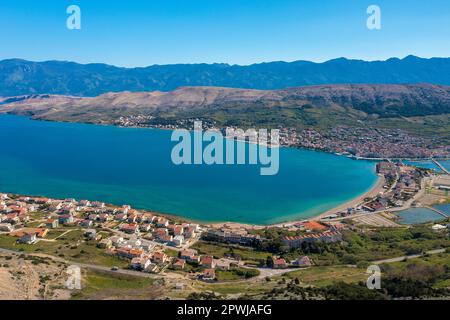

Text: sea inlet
xmin=0 ymin=115 xmax=378 ymax=225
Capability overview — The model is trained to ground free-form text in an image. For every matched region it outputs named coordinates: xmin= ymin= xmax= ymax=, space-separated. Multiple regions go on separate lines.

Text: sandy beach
xmin=209 ymin=174 xmax=386 ymax=229
xmin=309 ymin=174 xmax=386 ymax=221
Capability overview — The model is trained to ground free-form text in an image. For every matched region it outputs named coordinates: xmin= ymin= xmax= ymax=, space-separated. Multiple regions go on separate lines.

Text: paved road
xmin=1 ymin=246 xmax=448 ymax=285
xmin=255 ymin=267 xmax=301 ymax=279
xmin=0 ymin=247 xmax=161 ymax=279
xmin=371 ymin=248 xmax=446 ymax=265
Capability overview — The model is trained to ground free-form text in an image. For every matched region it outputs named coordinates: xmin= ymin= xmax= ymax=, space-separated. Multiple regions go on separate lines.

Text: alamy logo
xmin=366 ymin=265 xmax=381 ymax=290
xmin=367 ymin=5 xmax=382 ymax=30
xmin=171 ymin=121 xmax=280 ymax=176
xmin=66 ymin=5 xmax=81 ymax=30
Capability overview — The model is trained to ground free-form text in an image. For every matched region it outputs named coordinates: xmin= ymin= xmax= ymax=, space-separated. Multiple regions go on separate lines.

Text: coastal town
xmin=2 ymin=0 xmax=450 ymax=306
xmin=284 ymin=126 xmax=450 ymax=160
xmin=0 ymin=160 xmax=449 ymax=294
xmin=111 ymin=115 xmax=450 ymax=159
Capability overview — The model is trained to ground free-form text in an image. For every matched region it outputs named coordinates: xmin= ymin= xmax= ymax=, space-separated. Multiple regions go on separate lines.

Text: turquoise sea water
xmin=0 ymin=115 xmax=378 ymax=225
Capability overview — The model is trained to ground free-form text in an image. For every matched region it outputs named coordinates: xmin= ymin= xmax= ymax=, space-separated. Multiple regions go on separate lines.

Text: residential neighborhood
xmin=0 ymin=160 xmax=448 ymax=286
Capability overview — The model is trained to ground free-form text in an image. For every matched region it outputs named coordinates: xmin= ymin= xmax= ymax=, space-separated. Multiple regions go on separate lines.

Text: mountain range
xmin=2 ymin=56 xmax=450 ymax=97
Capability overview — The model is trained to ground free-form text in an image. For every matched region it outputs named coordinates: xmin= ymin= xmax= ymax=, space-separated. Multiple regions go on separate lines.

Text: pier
xmin=431 ymin=159 xmax=450 ymax=175
xmin=425 ymin=206 xmax=449 ymax=219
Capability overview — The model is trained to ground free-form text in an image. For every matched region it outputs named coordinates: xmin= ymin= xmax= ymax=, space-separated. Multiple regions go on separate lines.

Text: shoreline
xmin=208 ymin=174 xmax=386 ymax=229
xmin=311 ymin=174 xmax=385 ymax=221
xmin=0 ymin=113 xmax=439 ymax=229
xmin=0 ymin=173 xmax=385 ymax=231
xmin=1 ymin=113 xmax=448 ymax=162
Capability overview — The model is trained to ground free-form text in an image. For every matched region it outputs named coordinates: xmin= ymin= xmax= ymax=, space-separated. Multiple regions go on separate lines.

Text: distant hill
xmin=2 ymin=56 xmax=450 ymax=97
xmin=2 ymin=84 xmax=450 ymax=139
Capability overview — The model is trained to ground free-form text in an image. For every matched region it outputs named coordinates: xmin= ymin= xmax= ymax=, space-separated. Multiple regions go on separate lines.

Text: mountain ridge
xmin=2 ymin=83 xmax=449 ymax=124
xmin=2 ymin=56 xmax=450 ymax=97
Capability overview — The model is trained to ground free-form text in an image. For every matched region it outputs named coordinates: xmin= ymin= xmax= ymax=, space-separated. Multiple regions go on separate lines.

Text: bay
xmin=0 ymin=115 xmax=378 ymax=225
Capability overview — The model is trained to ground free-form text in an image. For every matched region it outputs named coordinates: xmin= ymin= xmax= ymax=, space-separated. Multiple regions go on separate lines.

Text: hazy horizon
xmin=3 ymin=54 xmax=450 ymax=69
xmin=1 ymin=0 xmax=450 ymax=67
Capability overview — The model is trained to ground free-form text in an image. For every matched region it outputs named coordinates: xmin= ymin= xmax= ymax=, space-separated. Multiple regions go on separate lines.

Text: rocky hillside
xmin=2 ymin=84 xmax=450 ymax=120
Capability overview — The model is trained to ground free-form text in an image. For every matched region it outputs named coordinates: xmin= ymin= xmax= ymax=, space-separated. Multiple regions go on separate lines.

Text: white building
xmin=431 ymin=224 xmax=447 ymax=232
xmin=18 ymin=233 xmax=37 ymax=244
xmin=172 ymin=235 xmax=184 ymax=247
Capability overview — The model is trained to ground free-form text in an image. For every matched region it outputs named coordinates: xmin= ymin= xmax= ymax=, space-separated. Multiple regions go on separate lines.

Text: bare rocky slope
xmin=1 ymin=84 xmax=450 ymax=121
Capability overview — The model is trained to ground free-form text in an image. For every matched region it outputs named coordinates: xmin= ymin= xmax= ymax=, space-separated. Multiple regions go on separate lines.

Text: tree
xmin=266 ymin=256 xmax=274 ymax=268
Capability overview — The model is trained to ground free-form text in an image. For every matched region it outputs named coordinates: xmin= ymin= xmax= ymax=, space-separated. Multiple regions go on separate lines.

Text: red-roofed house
xmin=152 ymin=252 xmax=168 ymax=264
xmin=201 ymin=268 xmax=216 ymax=281
xmin=173 ymin=259 xmax=186 ymax=270
xmin=301 ymin=221 xmax=327 ymax=232
xmin=115 ymin=248 xmax=143 ymax=260
xmin=272 ymin=257 xmax=287 ymax=269
xmin=46 ymin=219 xmax=59 ymax=229
xmin=180 ymin=250 xmax=200 ymax=263
xmin=282 ymin=231 xmax=342 ymax=248
xmin=173 ymin=225 xmax=184 ymax=236
xmin=131 ymin=257 xmax=151 ymax=271
xmin=200 ymin=255 xmax=215 ymax=268
xmin=120 ymin=223 xmax=138 ymax=234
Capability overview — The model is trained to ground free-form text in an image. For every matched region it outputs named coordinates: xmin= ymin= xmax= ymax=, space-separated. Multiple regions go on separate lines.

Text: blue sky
xmin=0 ymin=0 xmax=449 ymax=67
